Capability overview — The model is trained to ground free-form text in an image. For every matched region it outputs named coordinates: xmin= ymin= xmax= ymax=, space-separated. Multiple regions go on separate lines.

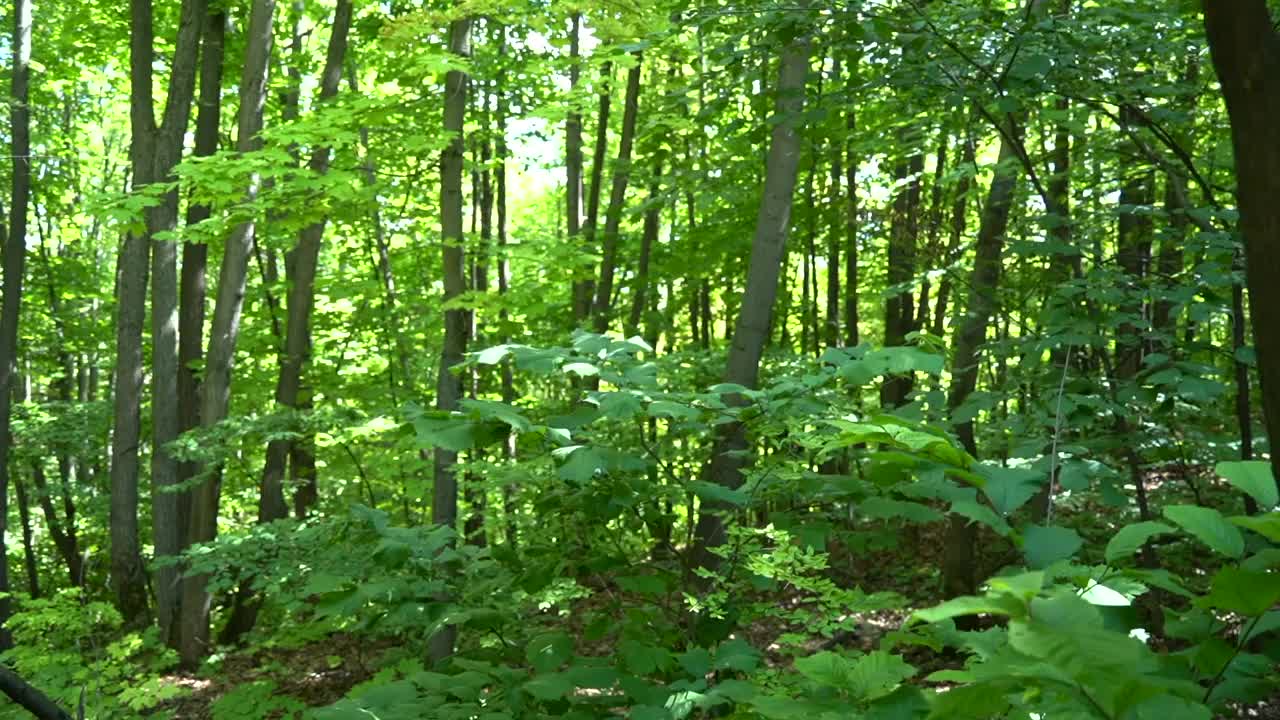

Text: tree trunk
xmin=14 ymin=475 xmax=38 ymax=599
xmin=566 ymin=14 xmax=585 ymax=322
xmin=578 ymin=61 xmax=613 ymax=322
xmin=627 ymin=159 xmax=662 ymax=338
xmin=880 ymin=140 xmax=923 ymax=408
xmin=931 ymin=138 xmax=974 ymax=337
xmin=844 ymin=82 xmax=859 ymax=348
xmin=30 ymin=463 xmax=80 ymax=587
xmin=176 ymin=14 xmax=227 ymax=582
xmin=1192 ymin=12 xmax=1280 ymax=490
xmin=0 ymin=667 xmax=72 ymax=720
xmin=428 ymin=15 xmax=473 ymax=665
xmin=260 ymin=0 xmax=352 ymax=525
xmin=691 ymin=25 xmax=810 ymax=571
xmin=592 ymin=56 xmax=643 ymax=333
xmin=825 ymin=58 xmax=842 ymax=349
xmin=180 ymin=0 xmax=276 ymax=668
xmin=941 ymin=127 xmax=1022 ymax=600
xmin=0 ymin=0 xmax=33 ymax=647
xmin=142 ymin=0 xmax=206 ymax=638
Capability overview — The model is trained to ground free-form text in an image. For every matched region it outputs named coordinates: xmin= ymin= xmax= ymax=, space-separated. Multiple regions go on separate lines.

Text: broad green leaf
xmin=629 ymin=706 xmax=670 ymax=720
xmin=523 ymin=672 xmax=573 ymax=700
xmin=689 ymin=480 xmax=749 ymax=507
xmin=912 ymin=595 xmax=1022 ymax=624
xmin=1217 ymin=461 xmax=1278 ymax=510
xmin=648 ymin=400 xmax=699 ymax=421
xmin=1163 ymin=505 xmax=1245 ymax=558
xmin=1202 ymin=567 xmax=1280 ymax=616
xmin=949 ymin=499 xmax=1011 ymax=535
xmin=474 ymin=345 xmax=511 ymax=365
xmin=619 ymin=639 xmax=673 ymax=674
xmin=859 ymin=497 xmax=944 ymax=523
xmin=677 ymin=647 xmax=712 ymax=677
xmin=977 ymin=464 xmax=1043 ymax=515
xmin=1129 ymin=695 xmax=1211 ymax=720
xmin=1105 ymin=521 xmax=1175 ymax=564
xmin=844 ymin=650 xmax=916 ymax=700
xmin=1021 ymin=525 xmax=1082 ymax=569
xmin=1242 ymin=610 xmax=1280 ymax=643
xmin=525 ymin=632 xmax=572 ymax=673
xmin=713 ymin=638 xmax=760 ymax=672
xmin=1230 ymin=512 xmax=1280 ymax=543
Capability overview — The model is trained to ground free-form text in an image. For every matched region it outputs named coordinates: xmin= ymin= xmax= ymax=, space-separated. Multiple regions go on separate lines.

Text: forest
xmin=0 ymin=0 xmax=1276 ymax=717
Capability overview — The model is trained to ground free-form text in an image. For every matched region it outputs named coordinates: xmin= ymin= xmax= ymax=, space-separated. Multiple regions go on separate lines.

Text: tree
xmin=181 ymin=0 xmax=277 ymax=667
xmin=692 ymin=17 xmax=810 ymax=570
xmin=0 ymin=0 xmax=34 ymax=650
xmin=1203 ymin=1 xmax=1280 ymax=488
xmin=592 ymin=55 xmax=643 ymax=333
xmin=429 ymin=13 xmax=474 ymax=665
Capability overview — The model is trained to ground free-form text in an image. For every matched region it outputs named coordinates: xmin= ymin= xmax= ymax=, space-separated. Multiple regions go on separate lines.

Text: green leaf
xmin=1217 ymin=461 xmax=1278 ymax=510
xmin=1021 ymin=525 xmax=1082 ymax=569
xmin=689 ymin=480 xmax=749 ymax=507
xmin=713 ymin=638 xmax=760 ymax=672
xmin=1163 ymin=505 xmax=1245 ymax=558
xmin=619 ymin=639 xmax=673 ymax=674
xmin=526 ymin=632 xmax=572 ymax=673
xmin=912 ymin=595 xmax=1022 ymax=624
xmin=1128 ymin=695 xmax=1211 ymax=720
xmin=977 ymin=465 xmax=1043 ymax=515
xmin=524 ymin=672 xmax=574 ymax=700
xmin=1105 ymin=521 xmax=1175 ymax=564
xmin=677 ymin=647 xmax=712 ymax=677
xmin=845 ymin=651 xmax=916 ymax=700
xmin=949 ymin=500 xmax=1011 ymax=535
xmin=1229 ymin=513 xmax=1280 ymax=542
xmin=630 ymin=706 xmax=670 ymax=720
xmin=1202 ymin=567 xmax=1280 ymax=617
xmin=648 ymin=400 xmax=700 ymax=421
xmin=859 ymin=497 xmax=944 ymax=523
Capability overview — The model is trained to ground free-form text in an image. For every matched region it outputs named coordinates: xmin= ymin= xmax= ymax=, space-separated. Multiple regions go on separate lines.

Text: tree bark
xmin=592 ymin=56 xmax=643 ymax=333
xmin=691 ymin=25 xmax=810 ymax=571
xmin=136 ymin=0 xmax=207 ymax=639
xmin=181 ymin=0 xmax=276 ymax=668
xmin=429 ymin=15 xmax=473 ymax=665
xmin=1203 ymin=1 xmax=1280 ymax=487
xmin=0 ymin=666 xmax=72 ymax=720
xmin=260 ymin=0 xmax=353 ymax=525
xmin=941 ymin=127 xmax=1022 ymax=600
xmin=881 ymin=138 xmax=923 ymax=408
xmin=177 ymin=11 xmax=228 ymax=579
xmin=566 ymin=14 xmax=585 ymax=322
xmin=0 ymin=0 xmax=33 ymax=648
xmin=844 ymin=80 xmax=859 ymax=348
xmin=627 ymin=159 xmax=662 ymax=338
xmin=579 ymin=61 xmax=613 ymax=322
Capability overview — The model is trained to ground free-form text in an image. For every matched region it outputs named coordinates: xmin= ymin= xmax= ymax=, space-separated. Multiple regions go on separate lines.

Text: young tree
xmin=181 ymin=0 xmax=277 ymax=667
xmin=592 ymin=56 xmax=643 ymax=333
xmin=692 ymin=19 xmax=811 ymax=570
xmin=429 ymin=13 xmax=474 ymax=665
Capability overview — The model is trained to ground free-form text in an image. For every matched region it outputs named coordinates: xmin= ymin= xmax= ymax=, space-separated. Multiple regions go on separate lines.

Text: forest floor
xmin=154 ymin=470 xmax=1280 ymax=719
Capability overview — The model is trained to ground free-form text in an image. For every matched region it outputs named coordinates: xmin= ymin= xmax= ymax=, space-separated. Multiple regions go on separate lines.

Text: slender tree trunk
xmin=429 ymin=15 xmax=473 ymax=665
xmin=1116 ymin=107 xmax=1154 ymax=382
xmin=825 ymin=59 xmax=842 ymax=349
xmin=941 ymin=127 xmax=1022 ymax=601
xmin=14 ymin=475 xmax=38 ymax=599
xmin=881 ymin=139 xmax=923 ymax=408
xmin=176 ymin=16 xmax=227 ymax=598
xmin=628 ymin=159 xmax=662 ymax=338
xmin=592 ymin=56 xmax=642 ymax=333
xmin=579 ymin=61 xmax=613 ymax=323
xmin=931 ymin=138 xmax=974 ymax=337
xmin=844 ymin=82 xmax=859 ymax=347
xmin=181 ymin=0 xmax=276 ymax=668
xmin=145 ymin=0 xmax=206 ymax=638
xmin=260 ymin=0 xmax=353 ymax=525
xmin=494 ymin=35 xmax=518 ymax=549
xmin=692 ymin=25 xmax=810 ymax=571
xmin=31 ymin=462 xmax=80 ymax=587
xmin=566 ymin=14 xmax=586 ymax=322
xmin=0 ymin=0 xmax=33 ymax=646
